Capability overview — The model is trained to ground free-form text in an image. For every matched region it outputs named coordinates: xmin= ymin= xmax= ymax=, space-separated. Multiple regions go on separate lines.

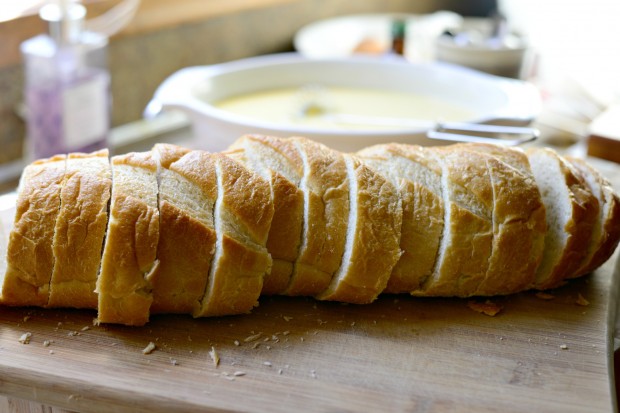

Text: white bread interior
xmin=527 ymin=148 xmax=598 ymax=289
xmin=566 ymin=157 xmax=620 ymax=277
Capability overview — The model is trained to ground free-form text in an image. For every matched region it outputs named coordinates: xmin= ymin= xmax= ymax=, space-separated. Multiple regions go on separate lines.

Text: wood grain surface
xmin=0 ymin=194 xmax=618 ymax=413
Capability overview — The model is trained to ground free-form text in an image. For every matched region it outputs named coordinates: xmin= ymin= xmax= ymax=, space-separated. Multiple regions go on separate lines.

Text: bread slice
xmin=357 ymin=144 xmax=444 ymax=294
xmin=226 ymin=135 xmax=304 ymax=295
xmin=566 ymin=157 xmax=620 ymax=277
xmin=419 ymin=146 xmax=493 ymax=297
xmin=148 ymin=144 xmax=218 ymax=314
xmin=526 ymin=148 xmax=599 ymax=290
xmin=96 ymin=152 xmax=160 ymax=326
xmin=285 ymin=137 xmax=349 ymax=297
xmin=1 ymin=154 xmax=66 ymax=306
xmin=195 ymin=152 xmax=273 ymax=317
xmin=47 ymin=150 xmax=112 ymax=309
xmin=464 ymin=144 xmax=546 ymax=295
xmin=316 ymin=154 xmax=401 ymax=303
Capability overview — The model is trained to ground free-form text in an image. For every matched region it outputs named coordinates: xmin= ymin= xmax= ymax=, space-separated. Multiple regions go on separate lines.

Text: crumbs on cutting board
xmin=209 ymin=346 xmax=220 ymax=367
xmin=467 ymin=300 xmax=502 ymax=316
xmin=535 ymin=292 xmax=555 ymax=300
xmin=142 ymin=342 xmax=157 ymax=355
xmin=18 ymin=332 xmax=32 ymax=344
xmin=576 ymin=293 xmax=590 ymax=306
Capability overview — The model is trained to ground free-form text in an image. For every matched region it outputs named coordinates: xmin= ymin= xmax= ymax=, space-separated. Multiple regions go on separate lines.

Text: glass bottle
xmin=21 ymin=1 xmax=110 ymax=160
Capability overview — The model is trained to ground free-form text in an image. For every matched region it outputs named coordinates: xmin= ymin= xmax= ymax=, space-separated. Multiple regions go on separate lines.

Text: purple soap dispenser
xmin=21 ymin=0 xmax=110 ymax=161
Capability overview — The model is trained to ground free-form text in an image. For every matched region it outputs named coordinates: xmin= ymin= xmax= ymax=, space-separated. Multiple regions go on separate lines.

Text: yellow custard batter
xmin=213 ymin=86 xmax=475 ymax=130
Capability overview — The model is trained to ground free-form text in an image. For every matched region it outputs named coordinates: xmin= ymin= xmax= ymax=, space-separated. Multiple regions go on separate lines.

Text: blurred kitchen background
xmin=1 ymin=0 xmax=619 ymax=191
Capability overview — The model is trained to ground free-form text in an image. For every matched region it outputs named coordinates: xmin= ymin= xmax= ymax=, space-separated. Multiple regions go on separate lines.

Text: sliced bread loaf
xmin=1 ymin=154 xmax=66 ymax=306
xmin=96 ymin=152 xmax=160 ymax=326
xmin=419 ymin=146 xmax=493 ymax=296
xmin=286 ymin=137 xmax=349 ymax=297
xmin=195 ymin=152 xmax=273 ymax=317
xmin=446 ymin=144 xmax=546 ymax=295
xmin=316 ymin=154 xmax=401 ymax=303
xmin=226 ymin=135 xmax=304 ymax=295
xmin=357 ymin=143 xmax=444 ymax=294
xmin=47 ymin=150 xmax=112 ymax=309
xmin=149 ymin=144 xmax=218 ymax=314
xmin=566 ymin=157 xmax=620 ymax=277
xmin=526 ymin=148 xmax=599 ymax=290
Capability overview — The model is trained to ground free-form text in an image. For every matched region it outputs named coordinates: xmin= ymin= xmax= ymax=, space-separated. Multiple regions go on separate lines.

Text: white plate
xmin=293 ymin=12 xmax=462 ymax=62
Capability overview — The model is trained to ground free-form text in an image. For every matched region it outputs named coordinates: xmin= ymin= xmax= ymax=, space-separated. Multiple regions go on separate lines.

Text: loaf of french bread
xmin=1 ymin=137 xmax=618 ymax=326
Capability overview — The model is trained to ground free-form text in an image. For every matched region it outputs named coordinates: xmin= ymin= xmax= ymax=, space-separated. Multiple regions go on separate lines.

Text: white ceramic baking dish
xmin=146 ymin=53 xmax=541 ymax=152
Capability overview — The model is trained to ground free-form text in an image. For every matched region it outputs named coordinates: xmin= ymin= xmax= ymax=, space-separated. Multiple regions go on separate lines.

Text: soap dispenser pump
xmin=21 ymin=0 xmax=110 ymax=160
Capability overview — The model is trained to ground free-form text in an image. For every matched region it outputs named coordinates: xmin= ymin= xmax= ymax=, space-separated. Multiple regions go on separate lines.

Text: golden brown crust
xmin=356 ymin=144 xmax=444 ymax=293
xmin=317 ymin=155 xmax=401 ymax=303
xmin=195 ymin=153 xmax=273 ymax=317
xmin=285 ymin=137 xmax=349 ymax=296
xmin=150 ymin=201 xmax=216 ymax=314
xmin=262 ymin=171 xmax=304 ymax=294
xmin=226 ymin=135 xmax=305 ymax=295
xmin=169 ymin=150 xmax=218 ymax=206
xmin=149 ymin=145 xmax=217 ymax=314
xmin=96 ymin=152 xmax=159 ymax=326
xmin=456 ymin=144 xmax=546 ymax=294
xmin=199 ymin=235 xmax=271 ymax=316
xmin=47 ymin=150 xmax=112 ymax=309
xmin=2 ymin=154 xmax=66 ymax=306
xmin=566 ymin=157 xmax=620 ymax=276
xmin=217 ymin=153 xmax=273 ymax=246
xmin=156 ymin=143 xmax=191 ymax=169
xmin=415 ymin=147 xmax=493 ymax=297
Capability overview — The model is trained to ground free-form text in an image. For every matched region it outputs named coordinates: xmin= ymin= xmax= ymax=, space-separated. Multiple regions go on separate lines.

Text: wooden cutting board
xmin=0 ymin=194 xmax=618 ymax=413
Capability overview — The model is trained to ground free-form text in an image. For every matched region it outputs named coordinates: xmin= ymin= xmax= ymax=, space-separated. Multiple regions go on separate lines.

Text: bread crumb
xmin=282 ymin=331 xmax=290 ymax=336
xmin=142 ymin=342 xmax=156 ymax=355
xmin=23 ymin=315 xmax=30 ymax=322
xmin=467 ymin=300 xmax=502 ymax=316
xmin=67 ymin=331 xmax=80 ymax=337
xmin=283 ymin=316 xmax=293 ymax=322
xmin=278 ymin=369 xmax=283 ymax=375
xmin=233 ymin=340 xmax=240 ymax=346
xmin=560 ymin=344 xmax=568 ymax=350
xmin=263 ymin=361 xmax=272 ymax=367
xmin=92 ymin=318 xmax=100 ymax=326
xmin=42 ymin=340 xmax=51 ymax=347
xmin=233 ymin=371 xmax=246 ymax=377
xmin=209 ymin=346 xmax=220 ymax=367
xmin=244 ymin=332 xmax=262 ymax=343
xmin=535 ymin=292 xmax=555 ymax=300
xmin=576 ymin=294 xmax=590 ymax=306
xmin=18 ymin=332 xmax=32 ymax=344
xmin=170 ymin=359 xmax=178 ymax=366
xmin=80 ymin=326 xmax=90 ymax=332
xmin=49 ymin=350 xmax=54 ymax=355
